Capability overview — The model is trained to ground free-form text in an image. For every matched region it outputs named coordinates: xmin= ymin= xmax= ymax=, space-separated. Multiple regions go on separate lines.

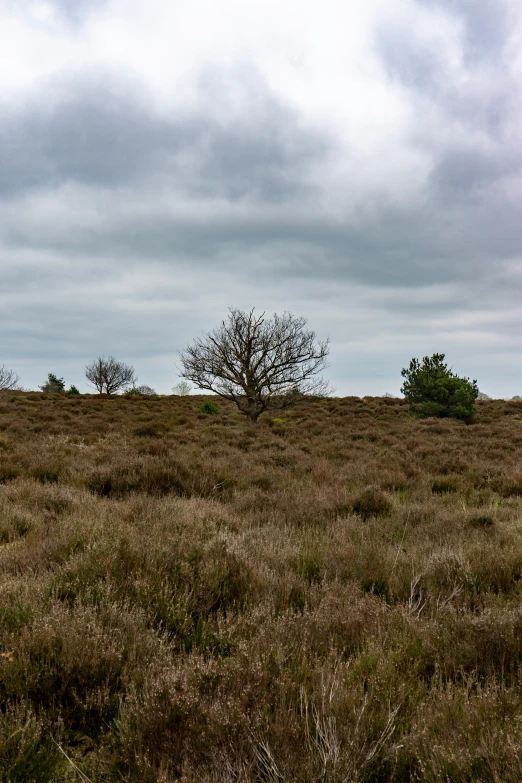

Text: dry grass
xmin=1 ymin=391 xmax=522 ymax=780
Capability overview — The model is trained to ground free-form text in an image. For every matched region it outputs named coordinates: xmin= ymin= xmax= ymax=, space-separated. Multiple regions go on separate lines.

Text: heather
xmin=1 ymin=392 xmax=522 ymax=781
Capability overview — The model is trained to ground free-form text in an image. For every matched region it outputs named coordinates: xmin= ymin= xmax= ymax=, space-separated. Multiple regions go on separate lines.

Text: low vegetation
xmin=1 ymin=392 xmax=522 ymax=781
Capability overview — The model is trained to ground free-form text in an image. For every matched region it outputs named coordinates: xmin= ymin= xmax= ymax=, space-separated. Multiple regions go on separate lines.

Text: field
xmin=1 ymin=392 xmax=522 ymax=781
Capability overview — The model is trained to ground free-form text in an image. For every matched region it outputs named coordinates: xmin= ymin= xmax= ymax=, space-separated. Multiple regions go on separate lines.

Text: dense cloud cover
xmin=1 ymin=0 xmax=521 ymax=395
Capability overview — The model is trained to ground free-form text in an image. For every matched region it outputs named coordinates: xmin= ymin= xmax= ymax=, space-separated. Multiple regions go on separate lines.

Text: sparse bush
xmin=172 ymin=380 xmax=192 ymax=395
xmin=401 ymin=353 xmax=478 ymax=420
xmin=0 ymin=364 xmax=21 ymax=391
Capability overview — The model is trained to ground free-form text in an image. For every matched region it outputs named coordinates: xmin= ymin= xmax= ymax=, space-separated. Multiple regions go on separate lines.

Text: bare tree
xmin=0 ymin=364 xmax=21 ymax=391
xmin=85 ymin=356 xmax=136 ymax=395
xmin=179 ymin=308 xmax=330 ymax=423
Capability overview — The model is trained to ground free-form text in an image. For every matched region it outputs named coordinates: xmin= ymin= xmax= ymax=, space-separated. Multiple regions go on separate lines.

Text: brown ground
xmin=1 ymin=391 xmax=522 ymax=781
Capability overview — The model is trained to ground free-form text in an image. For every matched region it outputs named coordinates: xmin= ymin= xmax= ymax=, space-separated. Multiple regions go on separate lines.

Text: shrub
xmin=200 ymin=401 xmax=220 ymax=415
xmin=401 ymin=353 xmax=478 ymax=420
xmin=0 ymin=465 xmax=19 ymax=483
xmin=0 ymin=705 xmax=61 ymax=783
xmin=469 ymin=514 xmax=494 ymax=528
xmin=132 ymin=423 xmax=166 ymax=438
xmin=432 ymin=478 xmax=458 ymax=494
xmin=66 ymin=385 xmax=80 ymax=395
xmin=126 ymin=385 xmax=156 ymax=396
xmin=31 ymin=467 xmax=60 ymax=484
xmin=361 ymin=577 xmax=390 ymax=601
xmin=352 ymin=488 xmax=392 ymax=520
xmin=39 ymin=374 xmax=65 ymax=393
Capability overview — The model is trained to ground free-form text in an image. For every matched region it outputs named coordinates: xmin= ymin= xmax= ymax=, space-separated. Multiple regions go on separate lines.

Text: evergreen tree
xmin=401 ymin=353 xmax=478 ymax=420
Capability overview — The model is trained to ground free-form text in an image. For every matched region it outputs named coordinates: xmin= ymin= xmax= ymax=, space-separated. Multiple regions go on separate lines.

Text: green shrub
xmin=401 ymin=353 xmax=478 ymax=420
xmin=126 ymin=385 xmax=156 ymax=396
xmin=66 ymin=385 xmax=80 ymax=395
xmin=200 ymin=401 xmax=220 ymax=415
xmin=39 ymin=374 xmax=65 ymax=393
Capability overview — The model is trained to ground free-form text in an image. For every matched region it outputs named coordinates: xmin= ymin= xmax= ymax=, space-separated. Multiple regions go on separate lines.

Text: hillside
xmin=1 ymin=392 xmax=522 ymax=781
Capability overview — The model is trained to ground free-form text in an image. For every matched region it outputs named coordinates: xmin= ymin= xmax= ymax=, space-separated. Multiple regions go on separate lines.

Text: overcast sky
xmin=1 ymin=0 xmax=522 ymax=396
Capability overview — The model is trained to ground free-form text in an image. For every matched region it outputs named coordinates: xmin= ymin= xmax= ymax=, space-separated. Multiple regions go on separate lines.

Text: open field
xmin=1 ymin=392 xmax=522 ymax=781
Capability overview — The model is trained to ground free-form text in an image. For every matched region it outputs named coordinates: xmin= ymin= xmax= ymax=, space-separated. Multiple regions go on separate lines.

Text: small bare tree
xmin=179 ymin=308 xmax=330 ymax=422
xmin=85 ymin=356 xmax=136 ymax=395
xmin=172 ymin=380 xmax=192 ymax=396
xmin=0 ymin=364 xmax=21 ymax=391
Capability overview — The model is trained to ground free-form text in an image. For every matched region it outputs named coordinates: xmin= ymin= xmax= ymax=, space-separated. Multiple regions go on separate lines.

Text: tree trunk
xmin=244 ymin=389 xmax=260 ymax=423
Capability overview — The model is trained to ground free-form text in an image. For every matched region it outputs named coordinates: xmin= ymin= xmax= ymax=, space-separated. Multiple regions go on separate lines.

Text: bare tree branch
xmin=0 ymin=365 xmax=21 ymax=391
xmin=179 ymin=309 xmax=330 ymax=422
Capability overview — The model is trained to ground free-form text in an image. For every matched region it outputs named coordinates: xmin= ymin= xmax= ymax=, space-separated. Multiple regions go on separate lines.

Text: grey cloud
xmin=0 ymin=85 xmax=161 ymax=193
xmin=416 ymin=0 xmax=511 ymax=63
xmin=376 ymin=23 xmax=515 ymax=141
xmin=429 ymin=147 xmax=521 ymax=195
xmin=9 ymin=0 xmax=108 ymax=24
xmin=49 ymin=0 xmax=108 ymax=23
xmin=0 ymin=71 xmax=328 ymax=203
xmin=3 ymin=56 xmax=519 ymax=299
xmin=376 ymin=27 xmax=444 ymax=94
xmin=6 ymin=187 xmax=521 ymax=290
xmin=374 ymin=6 xmax=522 ymax=283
